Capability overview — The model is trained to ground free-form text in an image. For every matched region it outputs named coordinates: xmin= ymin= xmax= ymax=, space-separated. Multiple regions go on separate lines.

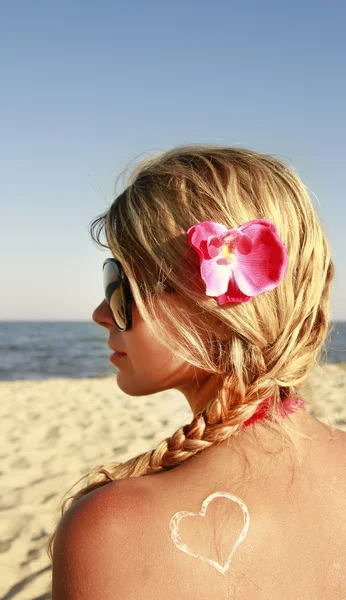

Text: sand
xmin=1 ymin=362 xmax=346 ymax=599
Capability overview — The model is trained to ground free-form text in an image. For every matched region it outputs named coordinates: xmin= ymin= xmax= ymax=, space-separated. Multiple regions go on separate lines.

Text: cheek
xmin=126 ymin=303 xmax=186 ymax=377
xmin=130 ymin=334 xmax=177 ymax=373
xmin=115 ymin=306 xmax=199 ymax=396
xmin=125 ymin=307 xmax=169 ymax=363
xmin=116 ymin=337 xmax=186 ymax=397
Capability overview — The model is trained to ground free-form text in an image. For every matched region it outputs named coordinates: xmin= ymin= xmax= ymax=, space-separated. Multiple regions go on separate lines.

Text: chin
xmin=115 ymin=372 xmax=162 ymax=397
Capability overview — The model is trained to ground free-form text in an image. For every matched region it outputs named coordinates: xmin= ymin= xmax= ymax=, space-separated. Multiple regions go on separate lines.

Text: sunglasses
xmin=102 ymin=258 xmax=175 ymax=331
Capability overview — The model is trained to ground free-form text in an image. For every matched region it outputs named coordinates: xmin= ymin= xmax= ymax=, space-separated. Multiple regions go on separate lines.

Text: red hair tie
xmin=241 ymin=396 xmax=306 ymax=429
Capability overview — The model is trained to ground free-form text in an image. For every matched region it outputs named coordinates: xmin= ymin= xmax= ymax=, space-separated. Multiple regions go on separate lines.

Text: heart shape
xmin=169 ymin=491 xmax=250 ymax=575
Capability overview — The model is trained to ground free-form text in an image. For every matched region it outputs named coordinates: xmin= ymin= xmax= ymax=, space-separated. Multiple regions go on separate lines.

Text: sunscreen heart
xmin=169 ymin=491 xmax=250 ymax=575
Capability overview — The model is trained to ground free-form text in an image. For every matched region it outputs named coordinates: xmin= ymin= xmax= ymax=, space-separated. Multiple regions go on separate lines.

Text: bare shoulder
xmin=52 ymin=422 xmax=346 ymax=599
xmin=51 ymin=477 xmax=160 ymax=600
xmin=51 ymin=474 xmax=241 ymax=599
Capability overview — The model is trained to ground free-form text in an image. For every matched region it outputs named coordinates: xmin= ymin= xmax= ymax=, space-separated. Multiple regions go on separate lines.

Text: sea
xmin=0 ymin=321 xmax=345 ymax=382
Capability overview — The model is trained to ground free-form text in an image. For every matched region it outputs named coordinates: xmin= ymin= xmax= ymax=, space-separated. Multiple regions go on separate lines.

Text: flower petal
xmin=234 ymin=232 xmax=253 ymax=255
xmin=187 ymin=221 xmax=228 ymax=260
xmin=234 ymin=222 xmax=288 ymax=296
xmin=206 ymin=235 xmax=224 ymax=259
xmin=201 ymin=259 xmax=232 ymax=296
xmin=239 ymin=218 xmax=279 ymax=236
xmin=216 ymin=272 xmax=253 ymax=305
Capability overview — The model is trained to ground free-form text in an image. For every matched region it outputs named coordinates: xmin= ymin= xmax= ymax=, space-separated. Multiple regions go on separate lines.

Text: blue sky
xmin=1 ymin=0 xmax=345 ymax=320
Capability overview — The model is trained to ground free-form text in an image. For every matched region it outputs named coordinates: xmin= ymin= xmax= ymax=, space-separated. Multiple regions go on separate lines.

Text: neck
xmin=177 ymin=372 xmax=225 ymax=416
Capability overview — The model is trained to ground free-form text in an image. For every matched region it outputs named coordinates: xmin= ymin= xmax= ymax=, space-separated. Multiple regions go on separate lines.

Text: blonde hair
xmin=47 ymin=144 xmax=335 ymax=561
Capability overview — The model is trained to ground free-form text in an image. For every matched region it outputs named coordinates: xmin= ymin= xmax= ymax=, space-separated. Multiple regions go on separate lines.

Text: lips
xmin=109 ymin=350 xmax=127 ymax=364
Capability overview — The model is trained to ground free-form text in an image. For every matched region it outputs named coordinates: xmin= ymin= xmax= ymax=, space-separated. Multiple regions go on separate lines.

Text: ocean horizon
xmin=0 ymin=320 xmax=345 ymax=382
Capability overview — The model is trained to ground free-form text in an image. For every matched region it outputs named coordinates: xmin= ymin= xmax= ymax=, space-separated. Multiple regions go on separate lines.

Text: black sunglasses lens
xmin=103 ymin=261 xmax=127 ymax=331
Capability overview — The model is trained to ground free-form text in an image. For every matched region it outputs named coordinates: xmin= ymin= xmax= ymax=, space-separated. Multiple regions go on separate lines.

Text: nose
xmin=92 ymin=299 xmax=116 ymax=329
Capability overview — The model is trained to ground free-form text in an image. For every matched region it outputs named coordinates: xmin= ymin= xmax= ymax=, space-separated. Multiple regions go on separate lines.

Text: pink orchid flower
xmin=187 ymin=219 xmax=288 ymax=305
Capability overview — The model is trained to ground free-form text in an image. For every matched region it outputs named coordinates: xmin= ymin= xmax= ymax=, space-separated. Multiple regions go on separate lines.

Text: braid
xmin=46 ymin=387 xmax=253 ymax=561
xmin=47 ymin=371 xmax=286 ymax=561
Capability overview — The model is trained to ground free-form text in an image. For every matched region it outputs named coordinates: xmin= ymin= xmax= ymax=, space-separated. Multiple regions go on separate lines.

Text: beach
xmin=1 ymin=362 xmax=346 ymax=599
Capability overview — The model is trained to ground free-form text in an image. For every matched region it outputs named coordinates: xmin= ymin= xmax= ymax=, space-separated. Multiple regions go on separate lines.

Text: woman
xmin=49 ymin=145 xmax=346 ymax=599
